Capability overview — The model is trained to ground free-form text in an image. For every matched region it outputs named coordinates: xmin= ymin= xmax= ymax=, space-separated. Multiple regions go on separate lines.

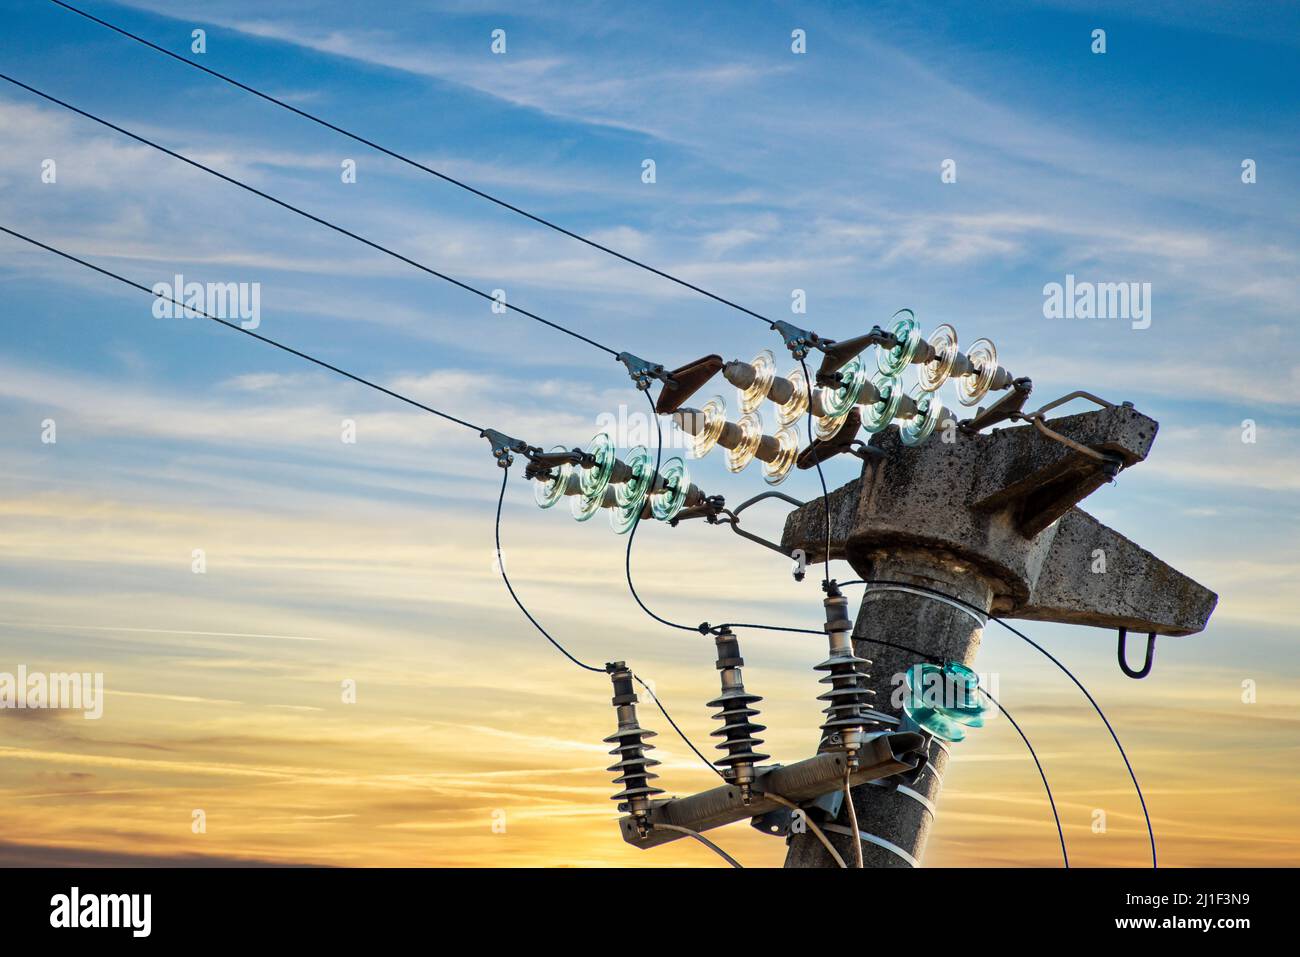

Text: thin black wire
xmin=978 ymin=687 xmax=1069 ymax=868
xmin=652 ymin=824 xmax=744 ymax=868
xmin=494 ymin=466 xmax=721 ymax=777
xmin=0 ymin=224 xmax=485 ymax=433
xmin=0 ymin=71 xmax=620 ymax=359
xmin=841 ymin=576 xmax=1156 ymax=868
xmin=830 ymin=629 xmax=1069 ymax=866
xmin=5 ymin=156 xmax=727 ymax=809
xmin=493 ymin=466 xmax=604 ymax=673
xmin=616 ymin=395 xmax=728 ymax=780
xmin=713 ymin=593 xmax=1111 ymax=870
xmin=46 ymin=0 xmax=775 ymax=330
xmin=633 ymin=674 xmax=727 ymax=783
xmin=625 ymin=389 xmax=700 ymax=634
xmin=798 ymin=357 xmax=832 ymax=585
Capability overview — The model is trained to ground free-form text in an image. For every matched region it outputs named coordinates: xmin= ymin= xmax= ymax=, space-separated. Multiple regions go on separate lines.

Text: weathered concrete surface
xmin=785 ymin=555 xmax=992 ymax=868
xmin=1016 ymin=508 xmax=1217 ymax=636
xmin=783 ymin=409 xmax=1216 ymax=636
xmin=781 ymin=407 xmax=1216 ymax=868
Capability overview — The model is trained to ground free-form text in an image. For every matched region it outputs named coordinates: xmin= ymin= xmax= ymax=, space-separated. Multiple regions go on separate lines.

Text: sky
xmin=0 ymin=0 xmax=1297 ymax=868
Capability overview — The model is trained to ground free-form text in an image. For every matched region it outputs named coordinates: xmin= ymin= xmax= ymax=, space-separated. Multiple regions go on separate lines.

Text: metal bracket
xmin=959 ymin=377 xmax=1034 ymax=433
xmin=521 ymin=447 xmax=593 ymax=481
xmin=616 ymin=352 xmax=674 ymax=391
xmin=730 ymin=491 xmax=807 ymax=559
xmin=1117 ymin=627 xmax=1157 ymax=678
xmin=770 ymin=321 xmax=900 ymax=378
xmin=1005 ymin=390 xmax=1131 ymax=477
xmin=750 ymin=805 xmax=795 ymax=838
xmin=480 ymin=428 xmax=536 ymax=469
xmin=623 ymin=732 xmax=926 ymax=850
xmin=795 ymin=408 xmax=886 ymax=470
xmin=674 ymin=491 xmax=807 ymax=561
xmin=670 ymin=494 xmax=728 ymax=525
xmin=814 ymin=326 xmax=899 ymax=384
xmin=770 ymin=320 xmax=825 ymax=360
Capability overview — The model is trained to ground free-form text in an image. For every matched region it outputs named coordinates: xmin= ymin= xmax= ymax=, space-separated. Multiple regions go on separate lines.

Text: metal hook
xmin=1117 ymin=627 xmax=1157 ymax=679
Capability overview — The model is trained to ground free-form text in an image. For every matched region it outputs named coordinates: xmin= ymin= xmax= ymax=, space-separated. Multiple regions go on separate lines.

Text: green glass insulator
xmin=903 ymin=661 xmax=988 ymax=742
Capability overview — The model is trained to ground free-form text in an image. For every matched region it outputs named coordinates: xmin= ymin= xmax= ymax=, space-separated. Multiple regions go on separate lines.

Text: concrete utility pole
xmin=780 ymin=404 xmax=1217 ymax=868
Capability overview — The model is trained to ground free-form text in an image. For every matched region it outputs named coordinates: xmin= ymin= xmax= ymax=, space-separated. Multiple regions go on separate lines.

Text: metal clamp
xmin=770 ymin=321 xmax=900 ymax=379
xmin=1117 ymin=627 xmax=1157 ymax=679
xmin=521 ymin=446 xmax=596 ymax=481
xmin=616 ymin=352 xmax=674 ymax=391
xmin=480 ymin=428 xmax=537 ymax=468
xmin=959 ymin=377 xmax=1034 ymax=433
xmin=770 ymin=320 xmax=825 ymax=360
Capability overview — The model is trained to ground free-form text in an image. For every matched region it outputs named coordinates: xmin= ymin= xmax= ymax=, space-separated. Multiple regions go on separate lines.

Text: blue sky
xmin=1 ymin=0 xmax=1297 ymax=866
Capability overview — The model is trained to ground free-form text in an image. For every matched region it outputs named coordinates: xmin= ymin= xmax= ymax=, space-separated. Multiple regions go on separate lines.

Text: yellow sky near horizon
xmin=2 ymin=482 xmax=1295 ymax=869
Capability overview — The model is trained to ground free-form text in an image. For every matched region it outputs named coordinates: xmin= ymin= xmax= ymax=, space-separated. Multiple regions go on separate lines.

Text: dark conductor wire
xmin=720 ymin=592 xmax=1135 ymax=869
xmin=978 ymin=687 xmax=1069 ymax=868
xmin=0 ymin=224 xmax=485 ymax=433
xmin=798 ymin=357 xmax=832 ymax=585
xmin=495 ymin=467 xmax=723 ymax=780
xmin=708 ymin=614 xmax=1071 ymax=868
xmin=493 ymin=466 xmax=604 ymax=674
xmin=7 ymin=216 xmax=728 ymax=821
xmin=0 ymin=71 xmax=620 ymax=359
xmin=625 ymin=389 xmax=699 ymax=634
xmin=6 ymin=200 xmax=729 ymax=829
xmin=840 ymin=577 xmax=1154 ymax=868
xmin=620 ymin=392 xmax=728 ymax=780
xmin=47 ymin=0 xmax=776 ymax=330
xmin=634 ymin=674 xmax=727 ymax=783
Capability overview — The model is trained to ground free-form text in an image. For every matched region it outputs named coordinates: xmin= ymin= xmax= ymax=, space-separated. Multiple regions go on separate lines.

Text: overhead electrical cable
xmin=47 ymin=0 xmax=777 ymax=329
xmin=0 ymin=224 xmax=485 ymax=432
xmin=0 ymin=71 xmax=621 ymax=358
xmin=624 ymin=389 xmax=702 ymax=634
xmin=840 ymin=576 xmax=1154 ymax=868
xmin=4 ymin=222 xmax=729 ymax=835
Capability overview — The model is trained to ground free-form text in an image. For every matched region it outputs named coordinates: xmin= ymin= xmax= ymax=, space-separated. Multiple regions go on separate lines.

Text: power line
xmin=46 ymin=0 xmax=777 ymax=330
xmin=651 ymin=824 xmax=744 ymax=868
xmin=0 ymin=223 xmax=485 ymax=433
xmin=625 ymin=389 xmax=703 ymax=634
xmin=494 ymin=465 xmax=724 ymax=779
xmin=0 ymin=70 xmax=621 ymax=359
xmin=5 ymin=218 xmax=727 ymax=817
xmin=493 ymin=467 xmax=605 ymax=674
xmin=841 ymin=577 xmax=1155 ymax=868
xmin=633 ymin=674 xmax=727 ymax=782
xmin=978 ymin=687 xmax=1069 ymax=868
xmin=799 ymin=357 xmax=833 ymax=585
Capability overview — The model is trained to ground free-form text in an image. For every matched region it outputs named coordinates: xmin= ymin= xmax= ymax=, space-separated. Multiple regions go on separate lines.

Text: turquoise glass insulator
xmin=903 ymin=661 xmax=988 ymax=742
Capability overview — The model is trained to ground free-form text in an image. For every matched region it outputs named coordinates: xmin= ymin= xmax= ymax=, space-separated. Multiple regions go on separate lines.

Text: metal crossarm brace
xmin=619 ymin=730 xmax=926 ymax=849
